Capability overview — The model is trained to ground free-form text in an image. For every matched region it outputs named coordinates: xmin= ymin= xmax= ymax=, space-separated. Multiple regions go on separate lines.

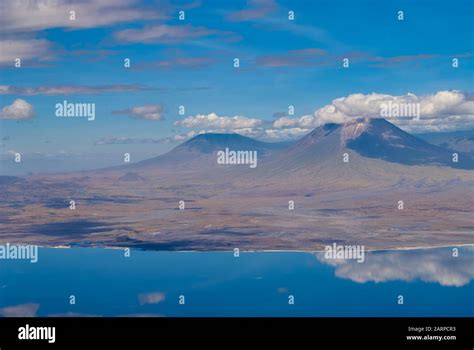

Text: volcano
xmin=265 ymin=118 xmax=474 ymax=171
xmin=116 ymin=118 xmax=473 ymax=181
xmin=133 ymin=133 xmax=291 ymax=169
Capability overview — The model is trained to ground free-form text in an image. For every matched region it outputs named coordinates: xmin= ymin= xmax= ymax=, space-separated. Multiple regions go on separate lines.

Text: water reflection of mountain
xmin=316 ymin=247 xmax=474 ymax=287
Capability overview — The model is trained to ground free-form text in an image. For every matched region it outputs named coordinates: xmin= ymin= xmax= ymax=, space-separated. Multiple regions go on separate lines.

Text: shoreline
xmin=2 ymin=242 xmax=472 ymax=253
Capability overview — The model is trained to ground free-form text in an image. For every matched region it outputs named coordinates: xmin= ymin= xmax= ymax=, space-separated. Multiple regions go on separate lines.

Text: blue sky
xmin=0 ymin=0 xmax=473 ymax=172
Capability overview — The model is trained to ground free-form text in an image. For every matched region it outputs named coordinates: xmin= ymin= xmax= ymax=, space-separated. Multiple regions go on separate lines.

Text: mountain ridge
xmin=106 ymin=118 xmax=474 ymax=174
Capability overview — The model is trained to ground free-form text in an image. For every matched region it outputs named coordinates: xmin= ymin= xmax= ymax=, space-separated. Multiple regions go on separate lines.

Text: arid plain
xmin=1 ymin=119 xmax=473 ymax=251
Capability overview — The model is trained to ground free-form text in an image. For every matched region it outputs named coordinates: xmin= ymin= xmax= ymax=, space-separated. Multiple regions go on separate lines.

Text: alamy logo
xmin=55 ymin=100 xmax=95 ymax=121
xmin=217 ymin=148 xmax=258 ymax=168
xmin=18 ymin=324 xmax=55 ymax=343
xmin=324 ymin=243 xmax=365 ymax=263
xmin=0 ymin=243 xmax=38 ymax=263
xmin=380 ymin=101 xmax=420 ymax=120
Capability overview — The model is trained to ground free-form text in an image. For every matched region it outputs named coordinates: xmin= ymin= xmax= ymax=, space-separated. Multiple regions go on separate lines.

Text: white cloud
xmin=173 ymin=112 xmax=311 ymax=141
xmin=316 ymin=247 xmax=474 ymax=287
xmin=230 ymin=127 xmax=265 ymax=138
xmin=175 ymin=112 xmax=262 ymax=129
xmin=167 ymin=90 xmax=473 ymax=143
xmin=114 ymin=24 xmax=237 ymax=44
xmin=0 ymin=99 xmax=35 ymax=119
xmin=0 ymin=0 xmax=166 ymax=32
xmin=171 ymin=130 xmax=202 ymax=142
xmin=158 ymin=130 xmax=206 ymax=144
xmin=113 ymin=104 xmax=165 ymax=121
xmin=273 ymin=90 xmax=474 ymax=133
xmin=163 ymin=129 xmax=262 ymax=143
xmin=0 ymin=84 xmax=156 ymax=95
xmin=165 ymin=126 xmax=311 ymax=143
xmin=272 ymin=115 xmax=316 ymax=129
xmin=263 ymin=127 xmax=311 ymax=140
xmin=0 ymin=39 xmax=54 ymax=65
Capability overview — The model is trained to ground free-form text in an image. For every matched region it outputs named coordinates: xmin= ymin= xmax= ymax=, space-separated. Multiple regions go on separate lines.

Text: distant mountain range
xmin=417 ymin=129 xmax=474 ymax=157
xmin=127 ymin=118 xmax=474 ymax=173
xmin=2 ymin=118 xmax=472 ymax=185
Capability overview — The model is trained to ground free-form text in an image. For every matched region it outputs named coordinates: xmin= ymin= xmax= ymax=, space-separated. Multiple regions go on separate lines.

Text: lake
xmin=0 ymin=246 xmax=473 ymax=317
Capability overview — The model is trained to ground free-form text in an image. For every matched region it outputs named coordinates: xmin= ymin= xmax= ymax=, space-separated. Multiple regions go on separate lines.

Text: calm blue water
xmin=0 ymin=246 xmax=473 ymax=317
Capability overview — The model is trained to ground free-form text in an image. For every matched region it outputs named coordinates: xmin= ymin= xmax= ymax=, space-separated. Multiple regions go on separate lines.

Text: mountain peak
xmin=134 ymin=132 xmax=291 ymax=168
xmin=344 ymin=118 xmax=473 ymax=168
xmin=302 ymin=118 xmax=384 ymax=144
xmin=180 ymin=132 xmax=274 ymax=154
xmin=131 ymin=119 xmax=472 ymax=171
xmin=183 ymin=133 xmax=252 ymax=151
xmin=274 ymin=118 xmax=473 ymax=170
xmin=340 ymin=118 xmax=372 ymax=144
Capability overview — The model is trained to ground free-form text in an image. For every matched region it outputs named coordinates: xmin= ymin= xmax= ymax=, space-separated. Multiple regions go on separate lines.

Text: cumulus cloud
xmin=115 ymin=24 xmax=239 ymax=44
xmin=272 ymin=115 xmax=316 ymax=129
xmin=0 ymin=0 xmax=166 ymax=32
xmin=158 ymin=129 xmax=265 ymax=144
xmin=138 ymin=292 xmax=166 ymax=306
xmin=157 ymin=126 xmax=299 ymax=144
xmin=113 ymin=104 xmax=165 ymax=121
xmin=316 ymin=247 xmax=474 ymax=287
xmin=171 ymin=114 xmax=321 ymax=142
xmin=273 ymin=90 xmax=474 ymax=133
xmin=0 ymin=39 xmax=54 ymax=65
xmin=230 ymin=127 xmax=265 ymax=138
xmin=167 ymin=125 xmax=309 ymax=143
xmin=0 ymin=84 xmax=157 ymax=96
xmin=0 ymin=99 xmax=35 ymax=119
xmin=167 ymin=90 xmax=473 ymax=143
xmin=175 ymin=112 xmax=262 ymax=129
xmin=263 ymin=127 xmax=311 ymax=140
